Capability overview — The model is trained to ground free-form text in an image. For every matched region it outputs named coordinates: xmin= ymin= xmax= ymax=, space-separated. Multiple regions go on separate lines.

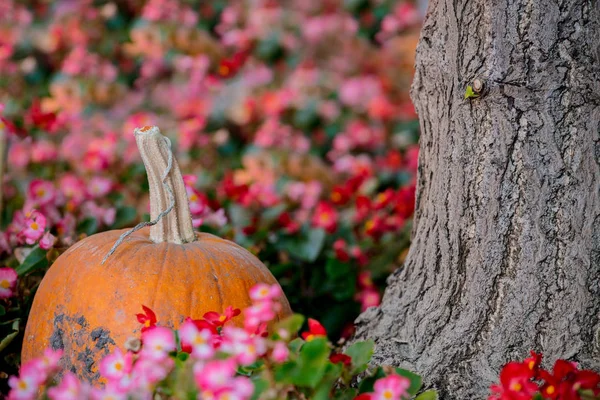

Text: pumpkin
xmin=22 ymin=126 xmax=292 ymax=383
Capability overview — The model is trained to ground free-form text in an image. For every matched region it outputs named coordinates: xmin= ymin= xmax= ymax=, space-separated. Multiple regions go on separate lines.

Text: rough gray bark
xmin=353 ymin=1 xmax=600 ymax=398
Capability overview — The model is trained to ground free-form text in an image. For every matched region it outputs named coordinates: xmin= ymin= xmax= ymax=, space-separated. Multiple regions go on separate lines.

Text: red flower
xmin=203 ymin=306 xmax=241 ymax=328
xmin=136 ymin=305 xmax=157 ymax=332
xmin=301 ymin=318 xmax=327 ymax=341
xmin=364 ymin=215 xmax=386 ymax=239
xmin=524 ymin=351 xmax=543 ymax=378
xmin=220 ymin=174 xmax=249 ymax=202
xmin=330 ymin=185 xmax=351 ymax=206
xmin=217 ymin=50 xmax=249 ymax=78
xmin=354 ymin=196 xmax=371 ymax=222
xmin=354 ymin=394 xmax=372 ymax=400
xmin=278 ymin=212 xmax=300 ymax=234
xmin=311 ymin=201 xmax=338 ymax=233
xmin=25 ymin=100 xmax=58 ymax=132
xmin=489 ymin=362 xmax=538 ymax=400
xmin=540 ymin=359 xmax=600 ymax=400
xmin=373 ymin=189 xmax=394 ymax=210
xmin=330 ymin=353 xmax=352 ymax=366
xmin=333 ymin=239 xmax=350 ymax=262
xmin=394 ymin=186 xmax=416 ymax=219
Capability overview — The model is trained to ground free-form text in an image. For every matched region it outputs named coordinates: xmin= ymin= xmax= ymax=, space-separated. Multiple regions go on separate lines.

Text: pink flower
xmin=249 ymin=283 xmax=282 ymax=302
xmin=99 ymin=348 xmax=132 ymax=381
xmin=0 ymin=267 xmax=18 ymax=299
xmin=129 ymin=357 xmax=173 ymax=392
xmin=373 ymin=374 xmax=410 ymax=400
xmin=30 ymin=140 xmax=58 ymax=164
xmin=31 ymin=348 xmax=63 ymax=376
xmin=140 ymin=326 xmax=176 ymax=360
xmin=271 ymin=341 xmax=289 ymax=363
xmin=186 ymin=186 xmax=208 ymax=215
xmin=8 ymin=374 xmax=40 ymax=400
xmin=8 ymin=362 xmax=46 ymax=400
xmin=358 ymin=289 xmax=381 ymax=312
xmin=39 ymin=232 xmax=57 ymax=250
xmin=87 ymin=177 xmax=113 ymax=198
xmin=244 ymin=301 xmax=278 ymax=333
xmin=7 ymin=139 xmax=30 ymax=168
xmin=179 ymin=320 xmax=215 ymax=360
xmin=194 ymin=359 xmax=237 ymax=392
xmin=201 ymin=209 xmax=228 ymax=228
xmin=311 ymin=201 xmax=338 ymax=233
xmin=91 ymin=384 xmax=128 ymax=400
xmin=21 ymin=210 xmax=47 ymax=245
xmin=59 ymin=174 xmax=86 ymax=206
xmin=221 ymin=326 xmax=267 ymax=365
xmin=28 ymin=179 xmax=56 ymax=206
xmin=47 ymin=372 xmax=90 ymax=400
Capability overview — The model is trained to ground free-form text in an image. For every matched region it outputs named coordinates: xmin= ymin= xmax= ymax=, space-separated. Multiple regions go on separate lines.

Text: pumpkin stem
xmin=101 ymin=126 xmax=195 ymax=263
xmin=135 ymin=125 xmax=196 ymax=244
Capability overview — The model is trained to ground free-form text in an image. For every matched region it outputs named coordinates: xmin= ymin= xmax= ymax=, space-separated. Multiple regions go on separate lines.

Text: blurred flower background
xmin=0 ymin=0 xmax=423 ymax=389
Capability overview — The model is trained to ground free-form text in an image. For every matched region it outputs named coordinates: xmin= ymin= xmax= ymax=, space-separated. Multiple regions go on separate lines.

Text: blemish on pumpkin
xmin=75 ymin=315 xmax=87 ymax=327
xmin=77 ymin=347 xmax=100 ymax=382
xmin=90 ymin=327 xmax=115 ymax=350
xmin=50 ymin=314 xmax=65 ymax=350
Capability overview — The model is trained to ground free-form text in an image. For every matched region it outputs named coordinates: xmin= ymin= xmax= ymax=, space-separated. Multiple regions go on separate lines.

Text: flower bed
xmin=0 ymin=0 xmax=422 ymax=389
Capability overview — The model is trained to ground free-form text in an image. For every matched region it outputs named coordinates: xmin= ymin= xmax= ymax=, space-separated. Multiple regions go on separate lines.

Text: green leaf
xmin=0 ymin=305 xmax=5 ymax=316
xmin=112 ymin=206 xmax=138 ymax=229
xmin=77 ymin=217 xmax=98 ymax=236
xmin=325 ymin=257 xmax=352 ymax=280
xmin=415 ymin=389 xmax=439 ymax=400
xmin=358 ymin=367 xmax=386 ymax=393
xmin=261 ymin=205 xmax=287 ymax=223
xmin=228 ymin=204 xmax=252 ymax=228
xmin=0 ymin=320 xmax=19 ymax=352
xmin=334 ymin=388 xmax=358 ymax=400
xmin=395 ymin=368 xmax=423 ymax=396
xmin=280 ymin=228 xmax=326 ymax=262
xmin=250 ymin=377 xmax=269 ymax=400
xmin=15 ymin=247 xmax=48 ymax=276
xmin=345 ymin=340 xmax=374 ymax=374
xmin=312 ymin=362 xmax=343 ymax=400
xmin=464 ymin=85 xmax=479 ymax=99
xmin=276 ymin=338 xmax=330 ymax=388
xmin=288 ymin=337 xmax=304 ymax=354
xmin=274 ymin=314 xmax=305 ymax=338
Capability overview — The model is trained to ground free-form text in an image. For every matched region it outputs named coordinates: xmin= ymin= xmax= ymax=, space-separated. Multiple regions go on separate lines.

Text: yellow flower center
xmin=219 ymin=315 xmax=227 ymax=322
xmin=37 ymin=189 xmax=46 ymax=197
xmin=30 ymin=222 xmax=39 ymax=230
xmin=331 ymin=192 xmax=342 ymax=202
xmin=528 ymin=360 xmax=535 ymax=370
xmin=510 ymin=382 xmax=522 ymax=392
xmin=305 ymin=334 xmax=314 ymax=342
xmin=0 ymin=280 xmax=10 ymax=289
xmin=115 ymin=361 xmax=123 ymax=371
xmin=189 ymin=193 xmax=198 ymax=202
xmin=18 ymin=380 xmax=28 ymax=390
xmin=144 ymin=320 xmax=151 ymax=327
xmin=219 ymin=65 xmax=230 ymax=76
xmin=383 ymin=390 xmax=393 ymax=399
xmin=546 ymin=385 xmax=555 ymax=395
xmin=259 ymin=288 xmax=269 ymax=296
xmin=365 ymin=220 xmax=375 ymax=231
xmin=194 ymin=335 xmax=206 ymax=345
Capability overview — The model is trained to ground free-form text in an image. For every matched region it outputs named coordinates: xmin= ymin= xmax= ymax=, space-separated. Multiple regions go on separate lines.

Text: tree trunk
xmin=353 ymin=1 xmax=600 ymax=397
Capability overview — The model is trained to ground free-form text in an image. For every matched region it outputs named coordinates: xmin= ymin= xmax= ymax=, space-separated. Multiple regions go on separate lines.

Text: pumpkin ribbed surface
xmin=22 ymin=227 xmax=292 ymax=383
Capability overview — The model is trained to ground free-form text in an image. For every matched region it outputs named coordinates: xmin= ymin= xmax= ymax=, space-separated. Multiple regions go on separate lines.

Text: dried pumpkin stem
xmin=102 ymin=126 xmax=195 ymax=263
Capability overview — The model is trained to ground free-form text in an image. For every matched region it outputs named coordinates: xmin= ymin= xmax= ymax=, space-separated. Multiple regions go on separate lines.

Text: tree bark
xmin=353 ymin=1 xmax=600 ymax=397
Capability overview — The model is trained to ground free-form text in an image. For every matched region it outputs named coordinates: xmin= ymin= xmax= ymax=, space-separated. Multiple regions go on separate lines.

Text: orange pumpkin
xmin=22 ymin=126 xmax=292 ymax=383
